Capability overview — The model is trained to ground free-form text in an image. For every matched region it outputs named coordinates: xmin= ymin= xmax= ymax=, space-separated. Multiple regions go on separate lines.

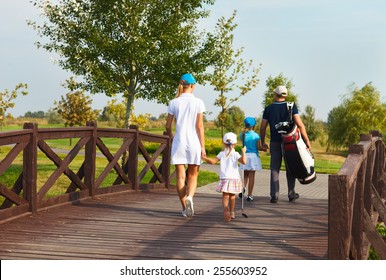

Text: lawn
xmin=0 ymin=121 xmax=345 ymax=203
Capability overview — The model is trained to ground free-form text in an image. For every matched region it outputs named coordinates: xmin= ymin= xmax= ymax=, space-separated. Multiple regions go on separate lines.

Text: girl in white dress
xmin=202 ymin=132 xmax=246 ymax=222
xmin=166 ymin=73 xmax=206 ymax=217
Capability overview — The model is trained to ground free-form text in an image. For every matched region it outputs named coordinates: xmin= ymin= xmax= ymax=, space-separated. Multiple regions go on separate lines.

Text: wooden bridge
xmin=0 ymin=123 xmax=385 ymax=259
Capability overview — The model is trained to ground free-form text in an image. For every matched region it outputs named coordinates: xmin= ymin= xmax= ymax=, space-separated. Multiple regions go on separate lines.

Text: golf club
xmin=240 ymin=156 xmax=248 ymax=218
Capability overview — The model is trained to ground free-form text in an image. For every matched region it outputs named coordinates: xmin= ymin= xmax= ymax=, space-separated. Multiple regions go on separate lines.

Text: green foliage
xmin=327 ymin=82 xmax=386 ymax=150
xmin=55 ymin=89 xmax=99 ymax=127
xmin=101 ymin=98 xmax=151 ymax=129
xmin=46 ymin=108 xmax=63 ymax=124
xmin=301 ymin=105 xmax=319 ymax=141
xmin=216 ymin=105 xmax=245 ymax=134
xmin=262 ymin=73 xmax=297 ymax=108
xmin=202 ymin=10 xmax=261 ymax=136
xmin=0 ymin=83 xmax=28 ymax=128
xmin=103 ymin=99 xmax=126 ymax=128
xmin=24 ymin=111 xmax=45 ymax=118
xmin=29 ymin=0 xmax=216 ymax=127
xmin=205 ymin=138 xmax=223 ymax=155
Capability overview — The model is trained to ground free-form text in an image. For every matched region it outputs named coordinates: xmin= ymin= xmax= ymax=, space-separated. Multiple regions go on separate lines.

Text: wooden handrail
xmin=0 ymin=122 xmax=173 ymax=222
xmin=328 ymin=131 xmax=386 ymax=259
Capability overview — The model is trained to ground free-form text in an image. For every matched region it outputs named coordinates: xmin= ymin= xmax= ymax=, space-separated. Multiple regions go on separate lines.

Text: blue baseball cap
xmin=244 ymin=117 xmax=256 ymax=128
xmin=180 ymin=73 xmax=196 ymax=85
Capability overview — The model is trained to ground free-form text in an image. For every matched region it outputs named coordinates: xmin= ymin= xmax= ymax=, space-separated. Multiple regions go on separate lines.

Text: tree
xmin=130 ymin=113 xmax=151 ymax=130
xmin=104 ymin=99 xmax=126 ymax=128
xmin=29 ymin=0 xmax=216 ymax=128
xmin=55 ymin=78 xmax=100 ymax=127
xmin=262 ymin=73 xmax=297 ymax=109
xmin=46 ymin=108 xmax=63 ymax=124
xmin=326 ymin=105 xmax=353 ymax=150
xmin=221 ymin=106 xmax=245 ymax=134
xmin=301 ymin=105 xmax=319 ymax=141
xmin=202 ymin=11 xmax=261 ymax=137
xmin=103 ymin=98 xmax=151 ymax=129
xmin=326 ymin=82 xmax=386 ymax=150
xmin=24 ymin=111 xmax=45 ymax=118
xmin=158 ymin=113 xmax=168 ymax=120
xmin=0 ymin=83 xmax=28 ymax=129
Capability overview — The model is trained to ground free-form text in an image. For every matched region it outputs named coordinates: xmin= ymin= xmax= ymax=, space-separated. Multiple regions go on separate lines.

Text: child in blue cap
xmin=239 ymin=117 xmax=267 ymax=201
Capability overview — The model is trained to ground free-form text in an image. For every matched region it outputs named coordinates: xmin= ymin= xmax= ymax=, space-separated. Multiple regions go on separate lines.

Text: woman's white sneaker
xmin=185 ymin=196 xmax=194 ymax=217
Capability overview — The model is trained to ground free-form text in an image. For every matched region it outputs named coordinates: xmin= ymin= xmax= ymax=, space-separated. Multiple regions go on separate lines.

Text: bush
xmin=205 ymin=139 xmax=223 ymax=156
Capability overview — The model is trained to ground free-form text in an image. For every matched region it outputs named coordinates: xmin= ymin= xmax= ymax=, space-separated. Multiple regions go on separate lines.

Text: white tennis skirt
xmin=240 ymin=153 xmax=262 ymax=171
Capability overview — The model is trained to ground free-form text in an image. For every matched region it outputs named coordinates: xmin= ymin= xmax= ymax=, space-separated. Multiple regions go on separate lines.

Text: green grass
xmin=0 ymin=123 xmax=345 ymax=204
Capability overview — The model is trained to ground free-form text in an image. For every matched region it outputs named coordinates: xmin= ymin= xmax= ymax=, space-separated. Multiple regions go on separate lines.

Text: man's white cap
xmin=223 ymin=132 xmax=237 ymax=145
xmin=273 ymin=85 xmax=288 ymax=96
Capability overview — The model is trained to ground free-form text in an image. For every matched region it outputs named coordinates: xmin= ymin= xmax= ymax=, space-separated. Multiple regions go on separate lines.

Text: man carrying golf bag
xmin=259 ymin=85 xmax=312 ymax=203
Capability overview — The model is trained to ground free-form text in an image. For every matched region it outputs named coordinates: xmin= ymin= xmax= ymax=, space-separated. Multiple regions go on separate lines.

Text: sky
xmin=1 ymin=0 xmax=386 ymax=122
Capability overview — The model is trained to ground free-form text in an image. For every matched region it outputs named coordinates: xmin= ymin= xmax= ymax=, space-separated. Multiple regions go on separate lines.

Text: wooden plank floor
xmin=0 ymin=191 xmax=328 ymax=260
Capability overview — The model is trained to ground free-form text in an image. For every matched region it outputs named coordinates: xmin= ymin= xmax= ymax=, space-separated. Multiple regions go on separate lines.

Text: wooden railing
xmin=329 ymin=131 xmax=386 ymax=259
xmin=0 ymin=122 xmax=173 ymax=222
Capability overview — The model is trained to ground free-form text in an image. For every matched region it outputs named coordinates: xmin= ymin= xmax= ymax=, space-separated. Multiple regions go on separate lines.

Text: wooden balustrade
xmin=0 ymin=122 xmax=173 ymax=222
xmin=328 ymin=131 xmax=386 ymax=259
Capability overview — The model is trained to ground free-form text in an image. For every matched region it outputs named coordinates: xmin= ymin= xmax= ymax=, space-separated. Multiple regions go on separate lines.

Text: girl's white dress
xmin=215 ymin=149 xmax=243 ymax=194
xmin=167 ymin=93 xmax=206 ymax=165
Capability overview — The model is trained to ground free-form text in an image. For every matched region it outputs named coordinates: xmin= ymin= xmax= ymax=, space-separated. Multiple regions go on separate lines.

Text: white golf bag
xmin=275 ymin=103 xmax=316 ymax=185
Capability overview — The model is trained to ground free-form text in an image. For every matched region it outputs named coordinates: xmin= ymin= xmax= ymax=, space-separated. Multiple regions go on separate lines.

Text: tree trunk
xmin=124 ymin=94 xmax=135 ymax=129
xmin=122 ymin=82 xmax=136 ymax=166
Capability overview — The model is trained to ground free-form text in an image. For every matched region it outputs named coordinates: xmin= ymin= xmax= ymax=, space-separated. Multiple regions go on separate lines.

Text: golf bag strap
xmin=287 ymin=102 xmax=294 ymax=122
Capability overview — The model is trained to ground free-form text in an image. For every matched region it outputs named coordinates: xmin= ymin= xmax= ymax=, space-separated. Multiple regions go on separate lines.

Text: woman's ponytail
xmin=176 ymin=83 xmax=184 ymax=98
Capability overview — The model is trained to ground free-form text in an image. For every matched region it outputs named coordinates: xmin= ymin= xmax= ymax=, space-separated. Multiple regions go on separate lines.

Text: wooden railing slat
xmin=363 ymin=210 xmax=386 ymax=259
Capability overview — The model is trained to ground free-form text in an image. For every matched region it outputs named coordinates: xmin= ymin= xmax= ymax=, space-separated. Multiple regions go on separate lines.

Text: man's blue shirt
xmin=262 ymin=101 xmax=299 ymax=143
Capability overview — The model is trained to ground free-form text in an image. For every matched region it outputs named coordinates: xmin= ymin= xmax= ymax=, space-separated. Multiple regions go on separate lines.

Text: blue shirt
xmin=262 ymin=101 xmax=299 ymax=143
xmin=240 ymin=130 xmax=260 ymax=156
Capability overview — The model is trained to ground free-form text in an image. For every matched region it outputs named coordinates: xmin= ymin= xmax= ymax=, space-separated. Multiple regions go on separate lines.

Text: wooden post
xmin=364 ymin=145 xmax=376 ymax=222
xmin=85 ymin=121 xmax=97 ymax=197
xmin=128 ymin=125 xmax=139 ymax=190
xmin=328 ymin=174 xmax=351 ymax=259
xmin=352 ymin=151 xmax=366 ymax=259
xmin=373 ymin=132 xmax=385 ymax=198
xmin=162 ymin=131 xmax=171 ymax=191
xmin=23 ymin=123 xmax=38 ymax=213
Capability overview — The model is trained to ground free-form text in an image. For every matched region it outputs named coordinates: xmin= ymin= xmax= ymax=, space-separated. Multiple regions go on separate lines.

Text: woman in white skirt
xmin=166 ymin=73 xmax=206 ymax=218
xmin=239 ymin=117 xmax=267 ymax=201
xmin=202 ymin=132 xmax=246 ymax=222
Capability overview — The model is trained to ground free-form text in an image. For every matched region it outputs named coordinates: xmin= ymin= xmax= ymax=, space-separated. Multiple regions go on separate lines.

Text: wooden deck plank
xmin=0 ymin=191 xmax=328 ymax=260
